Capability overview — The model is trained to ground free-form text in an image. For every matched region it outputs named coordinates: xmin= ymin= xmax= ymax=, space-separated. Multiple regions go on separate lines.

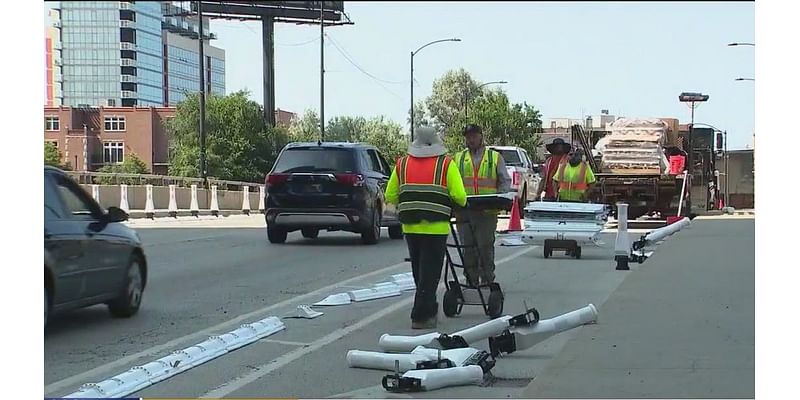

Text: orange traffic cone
xmin=508 ymin=196 xmax=523 ymax=232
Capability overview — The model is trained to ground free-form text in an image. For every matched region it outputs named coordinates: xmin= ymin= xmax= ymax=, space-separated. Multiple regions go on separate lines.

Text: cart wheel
xmin=487 ymin=291 xmax=504 ymax=318
xmin=574 ymin=247 xmax=582 ymax=259
xmin=442 ymin=288 xmax=460 ymax=317
xmin=543 ymin=244 xmax=550 ymax=259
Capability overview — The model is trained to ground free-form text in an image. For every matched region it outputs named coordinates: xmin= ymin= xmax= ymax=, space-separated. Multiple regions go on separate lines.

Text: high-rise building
xmin=45 ymin=1 xmax=225 ymax=107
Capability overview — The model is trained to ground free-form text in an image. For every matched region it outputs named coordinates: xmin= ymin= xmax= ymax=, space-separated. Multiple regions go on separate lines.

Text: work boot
xmin=411 ymin=314 xmax=437 ymax=330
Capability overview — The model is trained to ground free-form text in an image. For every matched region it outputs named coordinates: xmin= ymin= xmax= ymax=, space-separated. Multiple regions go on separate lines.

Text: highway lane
xmin=44 ymin=217 xmax=411 ymax=394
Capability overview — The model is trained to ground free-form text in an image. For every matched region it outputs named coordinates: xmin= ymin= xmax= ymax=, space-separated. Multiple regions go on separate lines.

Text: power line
xmin=324 ymin=34 xmax=407 ymax=85
xmin=323 ymin=34 xmax=405 ymax=101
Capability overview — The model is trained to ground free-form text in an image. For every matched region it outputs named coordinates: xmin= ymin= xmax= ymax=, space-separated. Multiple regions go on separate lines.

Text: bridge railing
xmin=64 ymin=171 xmax=262 ymax=191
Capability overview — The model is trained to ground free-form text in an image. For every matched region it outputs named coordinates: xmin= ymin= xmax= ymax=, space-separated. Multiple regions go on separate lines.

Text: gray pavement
xmin=521 ymin=218 xmax=754 ymax=398
xmin=43 ymin=215 xmax=754 ymax=399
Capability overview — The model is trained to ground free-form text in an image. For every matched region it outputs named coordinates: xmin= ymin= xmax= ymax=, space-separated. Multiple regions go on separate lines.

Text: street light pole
xmin=320 ymin=3 xmax=325 ymax=142
xmin=735 ymin=77 xmax=755 ymax=81
xmin=464 ymin=80 xmax=508 ymax=123
xmin=678 ymin=92 xmax=709 ymax=216
xmin=724 ymin=130 xmax=729 ymax=209
xmin=728 ymin=42 xmax=755 ymax=47
xmin=409 ymin=38 xmax=461 ymax=142
xmin=197 ymin=1 xmax=207 ymax=185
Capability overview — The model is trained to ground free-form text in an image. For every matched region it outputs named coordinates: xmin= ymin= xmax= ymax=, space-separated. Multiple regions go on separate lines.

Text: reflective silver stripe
xmin=399 ymin=183 xmax=449 ymax=195
xmin=398 ymin=201 xmax=452 ymax=215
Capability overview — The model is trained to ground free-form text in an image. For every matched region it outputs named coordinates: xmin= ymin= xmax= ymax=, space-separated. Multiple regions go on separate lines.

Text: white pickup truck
xmin=490 ymin=146 xmax=541 ymax=213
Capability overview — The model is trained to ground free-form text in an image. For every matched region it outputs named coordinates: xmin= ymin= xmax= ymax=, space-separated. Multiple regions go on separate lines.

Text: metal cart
xmin=442 ymin=194 xmax=515 ymax=319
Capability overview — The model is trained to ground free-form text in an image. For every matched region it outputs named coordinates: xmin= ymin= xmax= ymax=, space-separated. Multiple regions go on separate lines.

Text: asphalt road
xmin=43 ymin=215 xmax=754 ymax=398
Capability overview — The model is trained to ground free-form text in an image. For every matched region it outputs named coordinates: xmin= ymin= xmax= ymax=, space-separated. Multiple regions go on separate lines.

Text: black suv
xmin=264 ymin=142 xmax=403 ymax=244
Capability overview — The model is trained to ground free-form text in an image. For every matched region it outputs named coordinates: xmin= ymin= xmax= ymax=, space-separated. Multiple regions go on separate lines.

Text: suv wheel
xmin=108 ymin=256 xmax=144 ymax=318
xmin=268 ymin=226 xmax=288 ymax=244
xmin=301 ymin=228 xmax=319 ymax=239
xmin=388 ymin=225 xmax=403 ymax=239
xmin=361 ymin=207 xmax=381 ymax=245
xmin=45 ymin=287 xmax=51 ymax=330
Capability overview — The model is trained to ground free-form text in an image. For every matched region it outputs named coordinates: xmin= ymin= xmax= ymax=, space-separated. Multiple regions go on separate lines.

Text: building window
xmin=104 ymin=116 xmax=126 ymax=131
xmin=45 ymin=116 xmax=60 ymax=131
xmin=103 ymin=142 xmax=124 ymax=164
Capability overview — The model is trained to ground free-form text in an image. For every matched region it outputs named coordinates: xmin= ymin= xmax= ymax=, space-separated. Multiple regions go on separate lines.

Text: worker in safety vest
xmin=385 ymin=126 xmax=467 ymax=330
xmin=537 ymin=138 xmax=572 ymax=201
xmin=553 ymin=148 xmax=596 ymax=202
xmin=455 ymin=124 xmax=512 ymax=287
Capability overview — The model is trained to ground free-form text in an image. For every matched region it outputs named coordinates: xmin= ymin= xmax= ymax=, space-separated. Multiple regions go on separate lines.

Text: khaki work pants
xmin=456 ymin=210 xmax=498 ymax=286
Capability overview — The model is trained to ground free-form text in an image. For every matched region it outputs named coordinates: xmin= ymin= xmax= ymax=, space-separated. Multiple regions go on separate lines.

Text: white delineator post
xmin=119 ymin=184 xmax=130 ymax=212
xmin=210 ymin=185 xmax=219 ymax=217
xmin=190 ymin=184 xmax=200 ymax=217
xmin=168 ymin=184 xmax=178 ymax=218
xmin=258 ymin=185 xmax=266 ymax=214
xmin=91 ymin=184 xmax=100 ymax=203
xmin=614 ymin=202 xmax=630 ymax=270
xmin=242 ymin=186 xmax=251 ymax=216
xmin=145 ymin=184 xmax=156 ymax=219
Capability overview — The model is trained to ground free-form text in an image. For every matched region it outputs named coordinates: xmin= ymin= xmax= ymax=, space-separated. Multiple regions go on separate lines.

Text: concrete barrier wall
xmin=82 ymin=184 xmax=263 ymax=211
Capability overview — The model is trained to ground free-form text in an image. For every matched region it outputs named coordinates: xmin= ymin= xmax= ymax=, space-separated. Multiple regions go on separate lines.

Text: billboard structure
xmin=167 ymin=1 xmax=351 ymax=126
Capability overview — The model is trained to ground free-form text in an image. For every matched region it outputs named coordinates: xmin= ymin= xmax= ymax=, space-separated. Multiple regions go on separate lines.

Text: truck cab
xmin=489 ymin=146 xmax=541 ymax=211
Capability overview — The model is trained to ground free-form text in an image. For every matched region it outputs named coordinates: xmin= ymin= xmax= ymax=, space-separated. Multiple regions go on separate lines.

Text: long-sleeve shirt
xmin=385 ymin=159 xmax=467 ymax=235
xmin=466 ymin=146 xmax=513 ymax=193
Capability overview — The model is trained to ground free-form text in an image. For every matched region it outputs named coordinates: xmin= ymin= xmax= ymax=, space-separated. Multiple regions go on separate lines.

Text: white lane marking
xmin=199 ymin=247 xmax=535 ymax=399
xmin=258 ymin=338 xmax=312 ymax=347
xmin=44 ymin=260 xmax=411 ymax=396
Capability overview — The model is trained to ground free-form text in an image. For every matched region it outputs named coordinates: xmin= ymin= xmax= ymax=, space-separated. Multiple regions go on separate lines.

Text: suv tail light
xmin=265 ymin=173 xmax=289 ymax=188
xmin=335 ymin=173 xmax=365 ymax=187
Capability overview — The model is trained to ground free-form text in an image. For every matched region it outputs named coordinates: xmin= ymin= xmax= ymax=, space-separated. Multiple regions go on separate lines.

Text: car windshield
xmin=497 ymin=149 xmax=523 ymax=166
xmin=273 ymin=148 xmax=356 ymax=173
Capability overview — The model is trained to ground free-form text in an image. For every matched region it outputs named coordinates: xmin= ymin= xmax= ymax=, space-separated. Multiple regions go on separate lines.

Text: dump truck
xmin=576 ymin=118 xmax=688 ymax=219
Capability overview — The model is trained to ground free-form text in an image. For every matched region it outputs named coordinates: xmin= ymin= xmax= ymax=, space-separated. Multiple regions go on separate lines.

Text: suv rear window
xmin=496 ymin=149 xmax=523 ymax=166
xmin=273 ymin=147 xmax=357 ymax=173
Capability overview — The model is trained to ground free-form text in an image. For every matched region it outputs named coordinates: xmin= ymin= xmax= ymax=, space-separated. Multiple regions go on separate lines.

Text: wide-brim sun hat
xmin=545 ymin=137 xmax=572 ymax=154
xmin=409 ymin=126 xmax=447 ymax=158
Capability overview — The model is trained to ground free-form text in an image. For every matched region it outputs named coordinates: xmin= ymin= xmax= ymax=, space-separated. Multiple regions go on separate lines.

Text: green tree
xmin=44 ymin=142 xmax=62 ymax=167
xmin=421 ymin=69 xmax=544 ymax=159
xmin=361 ymin=116 xmax=407 ymax=164
xmin=97 ymin=153 xmax=150 ymax=184
xmin=167 ymin=90 xmax=283 ymax=182
xmin=287 ymin=109 xmax=321 ymax=143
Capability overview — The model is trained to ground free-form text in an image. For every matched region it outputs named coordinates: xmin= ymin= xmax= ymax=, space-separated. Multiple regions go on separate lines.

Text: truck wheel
xmin=388 ymin=225 xmax=404 ymax=239
xmin=519 ymin=188 xmax=527 ymax=214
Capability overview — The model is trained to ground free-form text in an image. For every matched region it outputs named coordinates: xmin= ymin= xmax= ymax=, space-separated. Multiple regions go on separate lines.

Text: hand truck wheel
xmin=487 ymin=290 xmax=504 ymax=318
xmin=543 ymin=244 xmax=551 ymax=259
xmin=442 ymin=287 xmax=460 ymax=317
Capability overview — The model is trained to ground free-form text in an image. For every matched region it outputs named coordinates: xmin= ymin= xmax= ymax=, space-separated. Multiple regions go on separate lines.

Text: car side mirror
xmin=104 ymin=206 xmax=129 ymax=223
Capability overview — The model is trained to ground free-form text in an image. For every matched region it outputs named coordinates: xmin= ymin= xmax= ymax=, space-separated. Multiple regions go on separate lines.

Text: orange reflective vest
xmin=396 ymin=155 xmax=453 ymax=224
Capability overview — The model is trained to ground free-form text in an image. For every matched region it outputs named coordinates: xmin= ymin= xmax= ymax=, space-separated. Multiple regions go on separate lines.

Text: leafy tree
xmin=167 ymin=90 xmax=283 ymax=182
xmin=44 ymin=142 xmax=62 ymax=167
xmin=97 ymin=153 xmax=150 ymax=184
xmin=287 ymin=109 xmax=321 ymax=143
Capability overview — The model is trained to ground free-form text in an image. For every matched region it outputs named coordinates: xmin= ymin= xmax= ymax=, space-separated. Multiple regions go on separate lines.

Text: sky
xmin=45 ymin=1 xmax=755 ymax=149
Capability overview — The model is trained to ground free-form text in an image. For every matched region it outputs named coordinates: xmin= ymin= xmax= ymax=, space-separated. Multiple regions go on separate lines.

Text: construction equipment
xmin=442 ymin=193 xmax=514 ymax=319
xmin=578 ymin=120 xmax=687 ymax=219
xmin=519 ymin=201 xmax=608 ymax=259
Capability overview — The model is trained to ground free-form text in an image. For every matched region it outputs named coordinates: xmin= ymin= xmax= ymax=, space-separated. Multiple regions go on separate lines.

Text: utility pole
xmin=319 ymin=2 xmax=325 ymax=142
xmin=198 ymin=1 xmax=207 ymax=185
xmin=409 ymin=52 xmax=414 ymax=141
xmin=724 ymin=130 xmax=729 ymax=208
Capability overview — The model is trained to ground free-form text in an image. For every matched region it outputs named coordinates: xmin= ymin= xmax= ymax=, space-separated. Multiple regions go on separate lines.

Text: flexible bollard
xmin=144 ymin=184 xmax=155 ymax=219
xmin=190 ymin=184 xmax=200 ymax=218
xmin=378 ymin=309 xmax=539 ymax=353
xmin=488 ymin=304 xmax=598 ymax=357
xmin=242 ymin=186 xmax=251 ymax=216
xmin=210 ymin=185 xmax=219 ymax=217
xmin=614 ymin=202 xmax=630 ymax=270
xmin=119 ymin=184 xmax=130 ymax=213
xmin=91 ymin=184 xmax=100 ymax=203
xmin=382 ymin=365 xmax=484 ymax=393
xmin=347 ymin=350 xmax=433 ymax=372
xmin=168 ymin=184 xmax=178 ymax=218
xmin=258 ymin=185 xmax=266 ymax=214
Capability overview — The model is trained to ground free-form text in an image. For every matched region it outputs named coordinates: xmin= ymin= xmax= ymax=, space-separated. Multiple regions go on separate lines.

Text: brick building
xmin=44 ymin=106 xmax=175 ymax=174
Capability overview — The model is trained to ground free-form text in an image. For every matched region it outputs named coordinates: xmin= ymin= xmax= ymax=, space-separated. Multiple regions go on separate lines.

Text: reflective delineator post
xmin=242 ymin=186 xmax=251 ymax=216
xmin=258 ymin=185 xmax=266 ymax=214
xmin=210 ymin=185 xmax=219 ymax=217
xmin=144 ymin=184 xmax=156 ymax=220
xmin=614 ymin=202 xmax=630 ymax=270
xmin=168 ymin=184 xmax=178 ymax=218
xmin=119 ymin=184 xmax=130 ymax=213
xmin=91 ymin=184 xmax=100 ymax=203
xmin=190 ymin=184 xmax=200 ymax=218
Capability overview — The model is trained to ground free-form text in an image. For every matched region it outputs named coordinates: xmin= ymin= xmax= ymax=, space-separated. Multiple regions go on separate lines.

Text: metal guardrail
xmin=65 ymin=171 xmax=263 ymax=191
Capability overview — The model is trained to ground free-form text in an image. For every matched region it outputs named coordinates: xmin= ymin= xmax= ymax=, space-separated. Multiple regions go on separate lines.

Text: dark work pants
xmin=405 ymin=233 xmax=448 ymax=322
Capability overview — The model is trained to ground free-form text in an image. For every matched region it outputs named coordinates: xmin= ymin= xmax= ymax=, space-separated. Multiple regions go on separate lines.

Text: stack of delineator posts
xmin=519 ymin=202 xmax=608 ymax=246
